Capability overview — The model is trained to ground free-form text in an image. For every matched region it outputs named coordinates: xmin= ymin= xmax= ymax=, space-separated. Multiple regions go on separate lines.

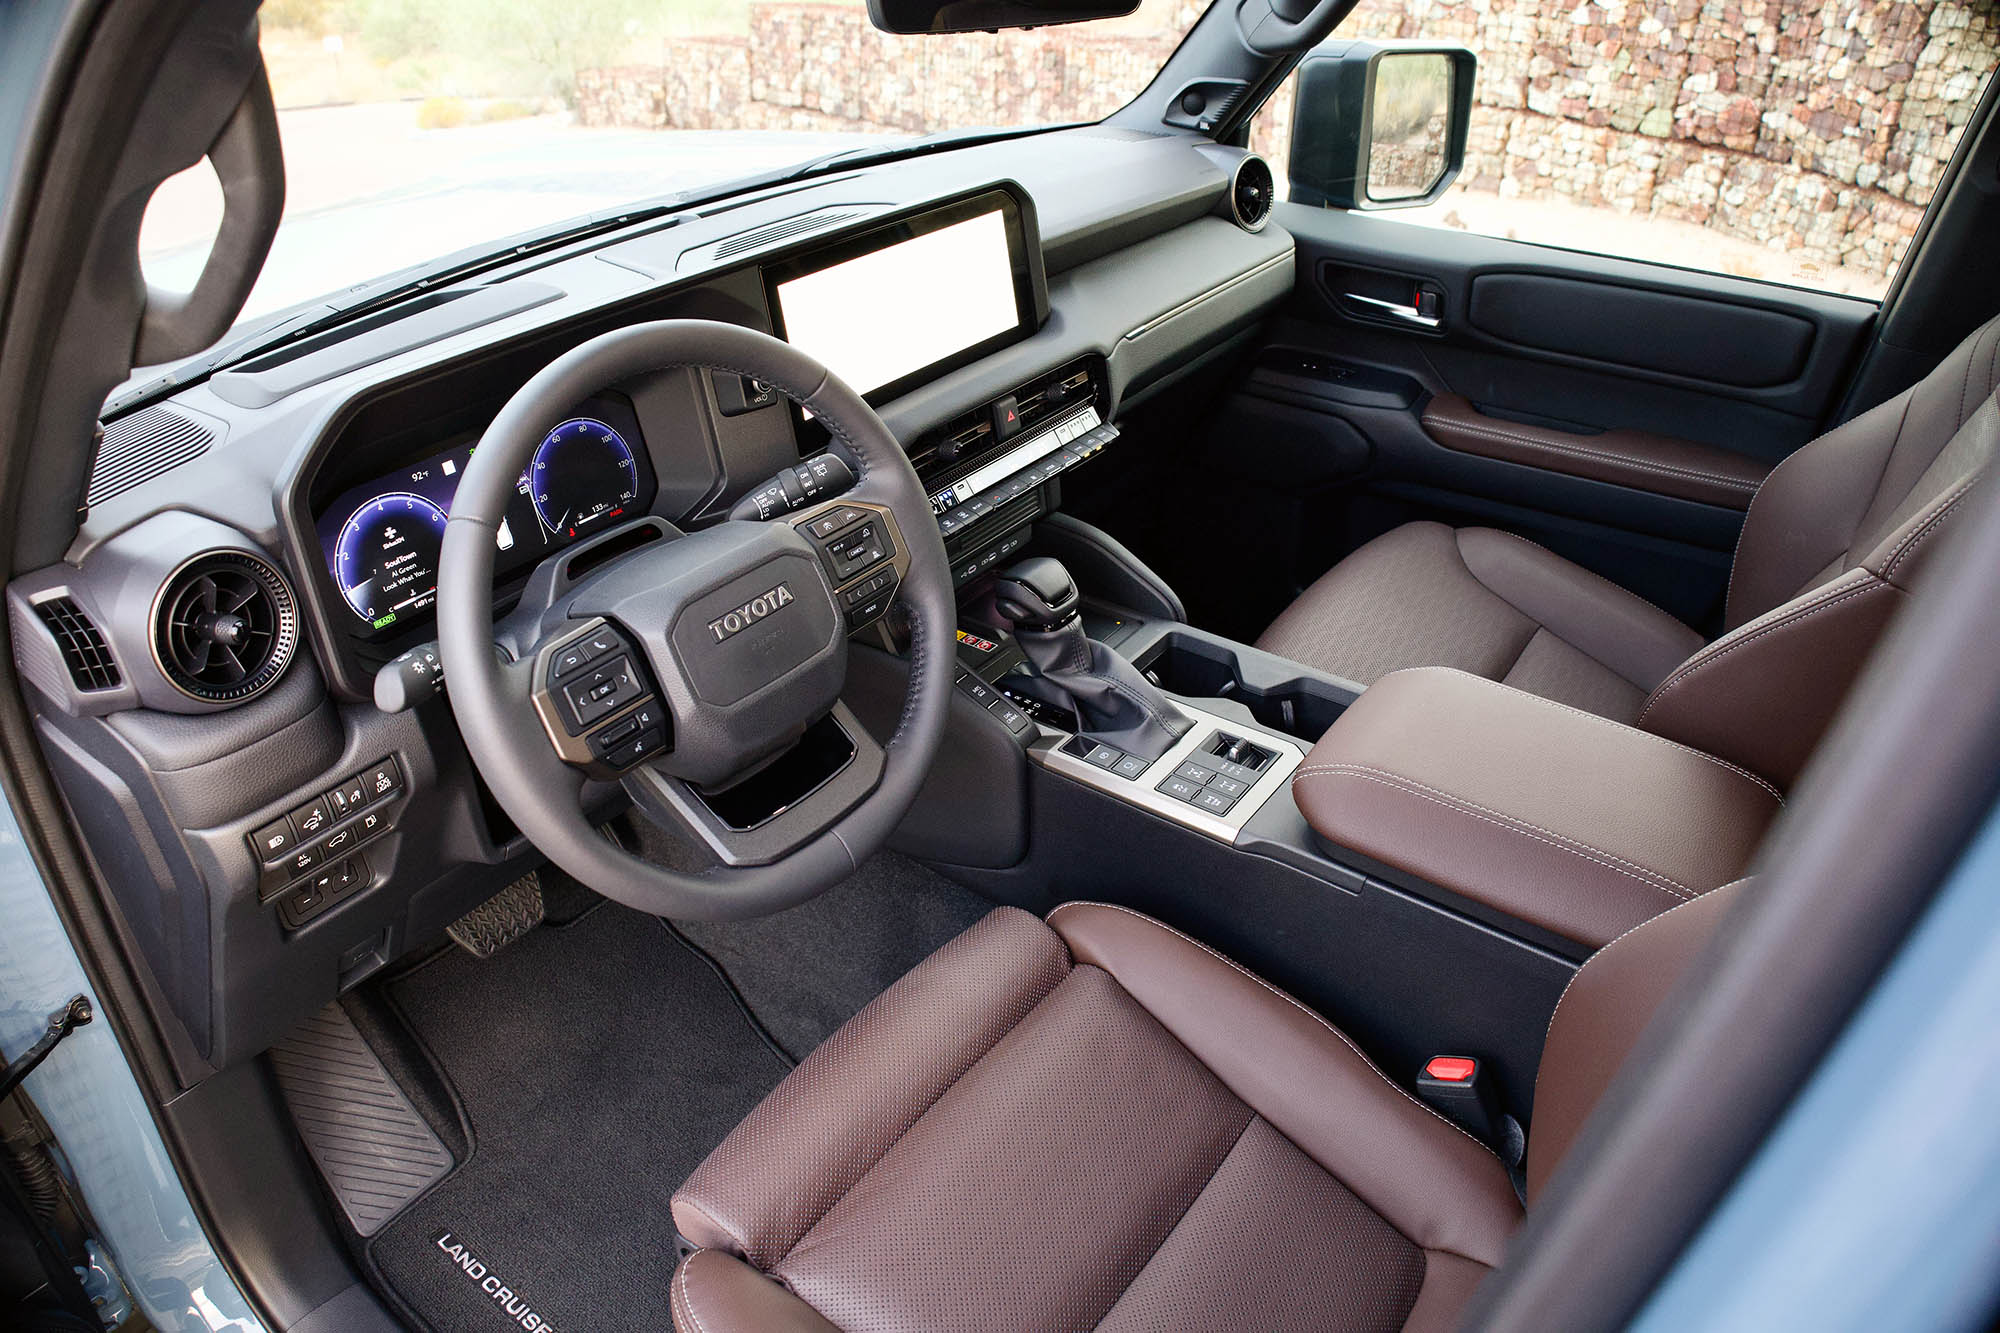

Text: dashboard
xmin=12 ymin=126 xmax=1296 ymax=1073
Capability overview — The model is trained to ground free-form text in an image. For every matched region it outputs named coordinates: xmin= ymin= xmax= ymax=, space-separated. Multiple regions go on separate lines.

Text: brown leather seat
xmin=669 ymin=892 xmax=1738 ymax=1332
xmin=1257 ymin=315 xmax=2000 ymax=787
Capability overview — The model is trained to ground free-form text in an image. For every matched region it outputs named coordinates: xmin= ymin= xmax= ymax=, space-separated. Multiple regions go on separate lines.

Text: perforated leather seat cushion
xmin=670 ymin=905 xmax=1522 ymax=1333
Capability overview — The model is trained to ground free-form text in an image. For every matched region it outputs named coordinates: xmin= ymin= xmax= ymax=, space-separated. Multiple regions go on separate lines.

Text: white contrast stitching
xmin=1880 ymin=476 xmax=1979 ymax=582
xmin=1379 ymin=668 xmax=1785 ymax=803
xmin=1537 ymin=880 xmax=1748 ymax=1069
xmin=1429 ymin=413 xmax=1763 ymax=493
xmin=674 ymin=1254 xmax=712 ymax=1333
xmin=1047 ymin=900 xmax=1509 ymax=1165
xmin=1636 ymin=573 xmax=1889 ymax=726
xmin=1290 ymin=763 xmax=1695 ymax=903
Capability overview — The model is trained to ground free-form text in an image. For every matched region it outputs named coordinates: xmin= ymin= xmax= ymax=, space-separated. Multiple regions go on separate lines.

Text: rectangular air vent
xmin=86 ymin=405 xmax=215 ymax=508
xmin=33 ymin=597 xmax=120 ymax=691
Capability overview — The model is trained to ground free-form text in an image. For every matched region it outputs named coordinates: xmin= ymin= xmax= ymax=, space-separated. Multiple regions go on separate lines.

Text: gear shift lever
xmin=993 ymin=556 xmax=1191 ymax=759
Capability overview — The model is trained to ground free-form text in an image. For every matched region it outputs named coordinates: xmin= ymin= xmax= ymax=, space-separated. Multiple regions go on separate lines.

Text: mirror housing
xmin=867 ymin=0 xmax=1137 ymax=35
xmin=1286 ymin=41 xmax=1476 ymax=210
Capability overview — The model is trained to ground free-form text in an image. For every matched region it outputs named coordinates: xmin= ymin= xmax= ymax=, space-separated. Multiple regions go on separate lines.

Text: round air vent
xmin=152 ymin=550 xmax=299 ymax=704
xmin=1230 ymin=155 xmax=1275 ymax=232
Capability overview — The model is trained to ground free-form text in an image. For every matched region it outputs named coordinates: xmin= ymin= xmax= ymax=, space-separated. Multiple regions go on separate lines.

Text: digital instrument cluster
xmin=312 ymin=396 xmax=655 ymax=636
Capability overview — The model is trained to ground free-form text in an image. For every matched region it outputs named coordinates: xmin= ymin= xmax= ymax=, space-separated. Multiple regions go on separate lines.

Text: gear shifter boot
xmin=993 ymin=557 xmax=1192 ymax=759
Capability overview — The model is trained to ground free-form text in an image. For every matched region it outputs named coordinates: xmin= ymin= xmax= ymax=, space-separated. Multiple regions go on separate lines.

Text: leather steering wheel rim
xmin=437 ymin=320 xmax=955 ymax=920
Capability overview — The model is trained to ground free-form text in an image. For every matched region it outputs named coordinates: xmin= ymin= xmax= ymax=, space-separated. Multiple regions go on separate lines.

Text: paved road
xmin=140 ymin=103 xmax=883 ymax=325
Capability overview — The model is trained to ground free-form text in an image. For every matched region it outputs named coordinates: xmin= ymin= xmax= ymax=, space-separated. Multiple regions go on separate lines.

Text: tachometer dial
xmin=529 ymin=417 xmax=640 ymax=538
xmin=334 ymin=492 xmax=449 ymax=628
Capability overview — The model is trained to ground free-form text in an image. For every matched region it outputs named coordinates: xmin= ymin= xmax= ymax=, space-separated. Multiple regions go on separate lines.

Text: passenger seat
xmin=1257 ymin=314 xmax=2000 ymax=787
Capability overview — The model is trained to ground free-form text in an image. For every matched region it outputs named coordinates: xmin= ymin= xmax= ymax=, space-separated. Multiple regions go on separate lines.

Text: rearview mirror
xmin=867 ymin=0 xmax=1138 ymax=35
xmin=1286 ymin=41 xmax=1476 ymax=210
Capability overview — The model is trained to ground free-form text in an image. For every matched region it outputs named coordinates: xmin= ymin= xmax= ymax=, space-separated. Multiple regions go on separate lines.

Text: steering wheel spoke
xmin=620 ymin=701 xmax=884 ymax=869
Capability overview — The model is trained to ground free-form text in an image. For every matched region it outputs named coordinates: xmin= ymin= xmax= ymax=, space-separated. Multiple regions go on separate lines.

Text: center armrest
xmin=1291 ymin=668 xmax=1782 ymax=949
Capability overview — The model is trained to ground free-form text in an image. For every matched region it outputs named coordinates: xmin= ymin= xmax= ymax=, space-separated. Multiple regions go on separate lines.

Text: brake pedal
xmin=446 ymin=872 xmax=544 ymax=958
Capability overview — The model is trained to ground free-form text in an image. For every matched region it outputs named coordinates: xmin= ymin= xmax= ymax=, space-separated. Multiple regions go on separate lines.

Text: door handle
xmin=1343 ymin=291 xmax=1442 ymax=329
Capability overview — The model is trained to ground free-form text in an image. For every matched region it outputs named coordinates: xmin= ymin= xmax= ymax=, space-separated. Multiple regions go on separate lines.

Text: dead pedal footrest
xmin=446 ymin=872 xmax=544 ymax=959
xmin=269 ymin=1004 xmax=453 ymax=1237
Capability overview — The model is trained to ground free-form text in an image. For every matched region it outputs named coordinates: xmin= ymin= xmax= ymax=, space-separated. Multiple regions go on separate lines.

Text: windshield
xmin=137 ymin=0 xmax=1203 ymax=334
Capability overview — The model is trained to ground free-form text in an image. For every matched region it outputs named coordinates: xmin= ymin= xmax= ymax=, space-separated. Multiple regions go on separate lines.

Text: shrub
xmin=416 ymin=96 xmax=469 ymax=129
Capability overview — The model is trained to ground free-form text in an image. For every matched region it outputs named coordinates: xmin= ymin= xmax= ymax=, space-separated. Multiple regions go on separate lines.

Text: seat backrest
xmin=1635 ymin=315 xmax=2000 ymax=787
xmin=1526 ymin=880 xmax=1742 ymax=1203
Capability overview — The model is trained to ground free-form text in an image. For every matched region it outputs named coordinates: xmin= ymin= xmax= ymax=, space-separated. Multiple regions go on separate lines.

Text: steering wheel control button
xmin=605 ymin=728 xmax=667 ymax=769
xmin=559 ymin=655 xmax=644 ymax=732
xmin=824 ymin=522 xmax=893 ymax=583
xmin=250 ymin=818 xmax=296 ymax=862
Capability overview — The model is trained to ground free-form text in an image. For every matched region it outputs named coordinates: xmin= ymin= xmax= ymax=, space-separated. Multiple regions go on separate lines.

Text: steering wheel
xmin=437 ymin=320 xmax=954 ymax=920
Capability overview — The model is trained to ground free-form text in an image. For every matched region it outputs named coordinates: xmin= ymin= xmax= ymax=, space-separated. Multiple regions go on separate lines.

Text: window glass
xmin=1251 ymin=4 xmax=2000 ymax=299
xmin=140 ymin=0 xmax=1206 ymax=332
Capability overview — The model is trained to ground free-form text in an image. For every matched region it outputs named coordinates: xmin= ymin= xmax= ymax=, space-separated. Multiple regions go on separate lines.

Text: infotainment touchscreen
xmin=765 ymin=189 xmax=1039 ymax=407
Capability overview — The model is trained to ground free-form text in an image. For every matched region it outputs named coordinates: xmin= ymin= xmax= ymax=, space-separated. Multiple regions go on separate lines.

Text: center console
xmin=915 ymin=356 xmax=1116 ymax=587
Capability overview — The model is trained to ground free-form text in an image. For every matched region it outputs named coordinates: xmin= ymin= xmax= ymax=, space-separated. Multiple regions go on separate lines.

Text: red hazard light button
xmin=1424 ymin=1056 xmax=1477 ymax=1083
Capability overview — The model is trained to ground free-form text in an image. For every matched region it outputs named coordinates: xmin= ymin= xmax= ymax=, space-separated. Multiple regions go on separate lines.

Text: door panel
xmin=1162 ymin=204 xmax=1878 ymax=642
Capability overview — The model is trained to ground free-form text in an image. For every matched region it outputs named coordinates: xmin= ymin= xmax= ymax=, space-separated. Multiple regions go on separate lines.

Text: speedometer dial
xmin=334 ymin=492 xmax=449 ymax=628
xmin=529 ymin=418 xmax=640 ymax=539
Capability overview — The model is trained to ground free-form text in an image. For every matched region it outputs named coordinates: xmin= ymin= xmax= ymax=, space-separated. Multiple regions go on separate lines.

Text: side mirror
xmin=1286 ymin=41 xmax=1476 ymax=210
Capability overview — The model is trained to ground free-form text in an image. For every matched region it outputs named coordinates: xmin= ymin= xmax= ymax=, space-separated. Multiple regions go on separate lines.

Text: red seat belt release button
xmin=1417 ymin=1054 xmax=1502 ymax=1145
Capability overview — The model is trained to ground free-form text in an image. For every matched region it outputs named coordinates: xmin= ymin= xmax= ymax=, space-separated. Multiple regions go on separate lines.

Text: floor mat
xmin=362 ymin=903 xmax=791 ymax=1333
xmin=674 ymin=849 xmax=995 ymax=1058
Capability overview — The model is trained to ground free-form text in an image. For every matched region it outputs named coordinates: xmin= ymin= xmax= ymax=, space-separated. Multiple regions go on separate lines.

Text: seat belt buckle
xmin=1417 ymin=1055 xmax=1504 ymax=1145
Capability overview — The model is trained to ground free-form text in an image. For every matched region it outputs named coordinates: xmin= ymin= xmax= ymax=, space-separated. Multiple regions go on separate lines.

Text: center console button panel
xmin=1028 ymin=703 xmax=1307 ymax=846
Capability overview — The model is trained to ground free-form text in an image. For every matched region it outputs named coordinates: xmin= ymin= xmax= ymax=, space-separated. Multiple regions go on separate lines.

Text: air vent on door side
xmin=1230 ymin=156 xmax=1274 ymax=232
xmin=32 ymin=597 xmax=121 ymax=691
xmin=152 ymin=551 xmax=299 ymax=704
xmin=86 ymin=406 xmax=215 ymax=508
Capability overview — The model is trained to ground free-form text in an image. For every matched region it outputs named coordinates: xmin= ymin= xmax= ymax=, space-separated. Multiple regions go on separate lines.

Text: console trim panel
xmin=1026 ymin=699 xmax=1305 ymax=843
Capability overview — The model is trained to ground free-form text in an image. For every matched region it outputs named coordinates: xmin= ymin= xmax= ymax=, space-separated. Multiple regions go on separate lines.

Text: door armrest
xmin=1421 ymin=393 xmax=1770 ymax=510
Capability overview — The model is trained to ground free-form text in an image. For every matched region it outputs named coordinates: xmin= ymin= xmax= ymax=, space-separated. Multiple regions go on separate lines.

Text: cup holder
xmin=1132 ymin=631 xmax=1353 ymax=744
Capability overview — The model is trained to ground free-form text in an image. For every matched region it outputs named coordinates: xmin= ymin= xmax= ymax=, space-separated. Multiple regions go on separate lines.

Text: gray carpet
xmin=355 ymin=850 xmax=993 ymax=1333
xmin=674 ymin=849 xmax=995 ymax=1059
xmin=363 ymin=903 xmax=791 ymax=1333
